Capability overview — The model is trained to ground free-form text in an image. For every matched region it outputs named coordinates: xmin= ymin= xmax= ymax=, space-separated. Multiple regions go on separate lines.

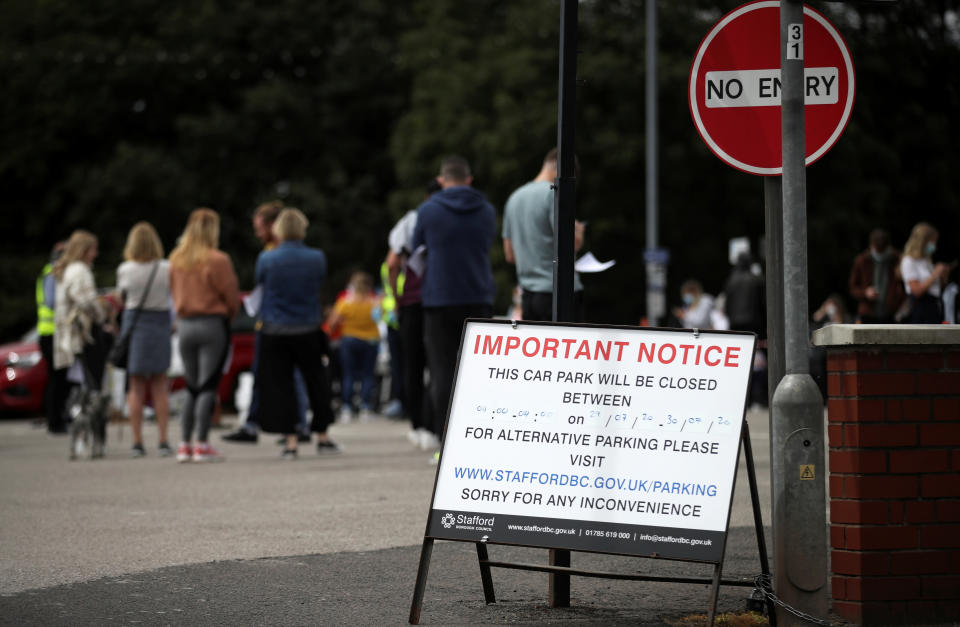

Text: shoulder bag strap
xmin=124 ymin=261 xmax=160 ymax=334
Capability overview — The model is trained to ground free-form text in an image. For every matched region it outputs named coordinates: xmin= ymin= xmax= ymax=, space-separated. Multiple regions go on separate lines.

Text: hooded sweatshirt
xmin=411 ymin=185 xmax=496 ymax=307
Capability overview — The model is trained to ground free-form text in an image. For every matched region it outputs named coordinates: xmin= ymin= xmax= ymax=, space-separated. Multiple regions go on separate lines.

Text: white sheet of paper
xmin=242 ymin=285 xmax=263 ymax=317
xmin=407 ymin=245 xmax=427 ymax=276
xmin=574 ymin=251 xmax=615 ymax=273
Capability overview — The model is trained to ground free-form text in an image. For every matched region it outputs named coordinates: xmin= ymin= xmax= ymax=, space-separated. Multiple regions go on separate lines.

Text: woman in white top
xmin=52 ymin=230 xmax=109 ymax=389
xmin=900 ymin=222 xmax=952 ymax=324
xmin=673 ymin=279 xmax=716 ymax=329
xmin=116 ymin=222 xmax=174 ymax=457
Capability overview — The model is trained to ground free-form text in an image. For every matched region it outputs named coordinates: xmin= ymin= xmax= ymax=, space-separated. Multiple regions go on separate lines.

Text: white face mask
xmin=925 ymin=242 xmax=937 ymax=257
xmin=825 ymin=304 xmax=837 ymax=318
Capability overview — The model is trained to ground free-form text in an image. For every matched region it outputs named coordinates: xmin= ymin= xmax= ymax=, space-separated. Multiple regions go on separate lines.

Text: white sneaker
xmin=337 ymin=407 xmax=353 ymax=424
xmin=358 ymin=408 xmax=374 ymax=423
xmin=407 ymin=428 xmax=423 ymax=447
xmin=419 ymin=430 xmax=441 ymax=451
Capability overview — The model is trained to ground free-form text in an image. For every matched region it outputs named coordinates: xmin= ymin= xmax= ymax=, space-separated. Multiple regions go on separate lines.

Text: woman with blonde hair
xmin=169 ymin=208 xmax=239 ymax=462
xmin=252 ymin=208 xmax=339 ymax=459
xmin=116 ymin=221 xmax=173 ymax=457
xmin=900 ymin=222 xmax=952 ymax=324
xmin=53 ymin=230 xmax=110 ymax=391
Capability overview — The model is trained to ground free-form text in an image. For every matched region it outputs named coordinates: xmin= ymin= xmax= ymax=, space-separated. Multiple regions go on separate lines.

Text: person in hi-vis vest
xmin=37 ymin=241 xmax=69 ymax=433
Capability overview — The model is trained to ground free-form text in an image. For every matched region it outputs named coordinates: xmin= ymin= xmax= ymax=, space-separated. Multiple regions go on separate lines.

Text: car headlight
xmin=5 ymin=350 xmax=42 ymax=369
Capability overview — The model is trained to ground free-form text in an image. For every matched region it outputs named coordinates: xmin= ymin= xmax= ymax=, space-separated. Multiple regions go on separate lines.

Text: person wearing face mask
xmin=810 ymin=293 xmax=852 ymax=401
xmin=672 ymin=279 xmax=716 ymax=329
xmin=812 ymin=293 xmax=852 ymax=328
xmin=900 ymin=222 xmax=953 ymax=324
xmin=848 ymin=228 xmax=905 ymax=324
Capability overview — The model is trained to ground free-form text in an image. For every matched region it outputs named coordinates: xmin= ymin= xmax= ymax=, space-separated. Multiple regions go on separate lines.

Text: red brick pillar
xmin=813 ymin=325 xmax=960 ymax=625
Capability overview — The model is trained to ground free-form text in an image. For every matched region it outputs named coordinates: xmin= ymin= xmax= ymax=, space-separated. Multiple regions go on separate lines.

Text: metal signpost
xmin=773 ymin=2 xmax=829 ymax=622
xmin=550 ymin=0 xmax=580 ymax=605
xmin=645 ymin=0 xmax=664 ymax=327
xmin=689 ymin=2 xmax=856 ymax=622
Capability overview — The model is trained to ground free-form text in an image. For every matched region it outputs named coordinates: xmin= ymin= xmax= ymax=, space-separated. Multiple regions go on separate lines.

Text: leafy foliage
xmin=0 ymin=0 xmax=958 ymax=337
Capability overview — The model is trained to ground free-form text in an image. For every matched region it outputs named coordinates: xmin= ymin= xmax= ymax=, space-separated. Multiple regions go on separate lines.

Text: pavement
xmin=0 ymin=407 xmax=805 ymax=626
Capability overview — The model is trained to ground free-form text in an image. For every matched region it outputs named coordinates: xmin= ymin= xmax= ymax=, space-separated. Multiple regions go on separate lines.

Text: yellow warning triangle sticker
xmin=800 ymin=465 xmax=815 ymax=480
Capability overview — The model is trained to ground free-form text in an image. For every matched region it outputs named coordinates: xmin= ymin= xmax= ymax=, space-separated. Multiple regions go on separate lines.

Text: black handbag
xmin=109 ymin=261 xmax=159 ymax=369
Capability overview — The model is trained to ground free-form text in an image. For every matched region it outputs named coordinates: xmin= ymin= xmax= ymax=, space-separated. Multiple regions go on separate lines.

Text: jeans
xmin=339 ymin=336 xmax=379 ymax=410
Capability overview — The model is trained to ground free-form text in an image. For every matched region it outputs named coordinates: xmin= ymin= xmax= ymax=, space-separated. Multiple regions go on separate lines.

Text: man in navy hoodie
xmin=411 ymin=156 xmax=496 ymax=442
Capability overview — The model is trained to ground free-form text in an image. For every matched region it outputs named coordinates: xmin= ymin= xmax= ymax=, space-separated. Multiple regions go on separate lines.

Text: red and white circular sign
xmin=688 ymin=1 xmax=855 ymax=176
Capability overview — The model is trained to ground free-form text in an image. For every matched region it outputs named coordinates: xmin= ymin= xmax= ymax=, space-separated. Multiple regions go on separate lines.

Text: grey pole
xmin=644 ymin=0 xmax=662 ymax=326
xmin=550 ymin=0 xmax=578 ymax=606
xmin=553 ymin=0 xmax=577 ymax=326
xmin=770 ymin=1 xmax=827 ymax=623
xmin=764 ymin=178 xmax=786 ymax=400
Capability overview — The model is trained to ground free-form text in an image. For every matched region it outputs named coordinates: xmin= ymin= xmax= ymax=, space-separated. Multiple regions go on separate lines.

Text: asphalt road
xmin=0 ymin=408 xmax=787 ymax=625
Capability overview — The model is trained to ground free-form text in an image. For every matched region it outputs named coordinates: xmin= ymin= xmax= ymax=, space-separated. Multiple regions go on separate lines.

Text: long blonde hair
xmin=52 ymin=230 xmax=98 ymax=280
xmin=123 ymin=221 xmax=164 ymax=262
xmin=903 ymin=222 xmax=937 ymax=259
xmin=169 ymin=208 xmax=220 ymax=270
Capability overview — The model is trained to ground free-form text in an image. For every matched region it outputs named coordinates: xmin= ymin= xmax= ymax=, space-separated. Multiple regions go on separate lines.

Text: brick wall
xmin=826 ymin=348 xmax=960 ymax=624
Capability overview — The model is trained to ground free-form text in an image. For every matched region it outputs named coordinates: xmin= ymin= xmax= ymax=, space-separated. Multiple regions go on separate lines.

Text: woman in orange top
xmin=169 ymin=208 xmax=239 ymax=462
xmin=327 ymin=271 xmax=380 ymax=422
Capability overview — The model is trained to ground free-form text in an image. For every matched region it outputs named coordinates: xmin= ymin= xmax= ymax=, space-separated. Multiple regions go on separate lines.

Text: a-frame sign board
xmin=409 ymin=320 xmax=773 ymax=625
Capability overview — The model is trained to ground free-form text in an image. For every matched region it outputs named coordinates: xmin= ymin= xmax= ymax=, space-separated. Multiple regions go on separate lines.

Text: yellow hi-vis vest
xmin=36 ymin=262 xmax=55 ymax=336
xmin=380 ymin=261 xmax=402 ymax=329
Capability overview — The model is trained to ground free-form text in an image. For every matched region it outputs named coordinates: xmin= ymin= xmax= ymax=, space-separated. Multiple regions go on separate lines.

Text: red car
xmin=0 ymin=330 xmax=47 ymax=414
xmin=0 ymin=307 xmax=256 ymax=416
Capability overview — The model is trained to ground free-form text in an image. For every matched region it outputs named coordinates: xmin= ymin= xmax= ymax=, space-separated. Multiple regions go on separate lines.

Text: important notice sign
xmin=426 ymin=321 xmax=755 ymax=563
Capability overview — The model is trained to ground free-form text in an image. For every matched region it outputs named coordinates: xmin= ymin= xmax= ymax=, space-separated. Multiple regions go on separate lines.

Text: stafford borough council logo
xmin=441 ymin=513 xmax=456 ymax=529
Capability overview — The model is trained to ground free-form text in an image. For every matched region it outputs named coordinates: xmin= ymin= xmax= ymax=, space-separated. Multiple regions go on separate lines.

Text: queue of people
xmin=36 ymin=148 xmax=955 ymax=463
xmin=669 ymin=221 xmax=954 ymax=335
xmin=40 ymin=203 xmax=347 ymax=461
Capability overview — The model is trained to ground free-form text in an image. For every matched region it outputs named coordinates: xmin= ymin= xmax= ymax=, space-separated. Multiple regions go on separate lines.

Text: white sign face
xmin=704 ymin=67 xmax=838 ymax=108
xmin=426 ymin=321 xmax=755 ymax=562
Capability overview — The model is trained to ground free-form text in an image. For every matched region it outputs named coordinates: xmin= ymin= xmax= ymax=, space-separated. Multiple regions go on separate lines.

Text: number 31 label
xmin=787 ymin=22 xmax=803 ymax=60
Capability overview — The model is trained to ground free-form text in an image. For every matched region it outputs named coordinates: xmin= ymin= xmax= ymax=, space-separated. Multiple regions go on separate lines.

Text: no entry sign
xmin=689 ymin=1 xmax=855 ymax=175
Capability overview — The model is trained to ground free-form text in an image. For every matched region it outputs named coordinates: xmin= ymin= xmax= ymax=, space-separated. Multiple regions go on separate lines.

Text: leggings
xmin=178 ymin=316 xmax=229 ymax=443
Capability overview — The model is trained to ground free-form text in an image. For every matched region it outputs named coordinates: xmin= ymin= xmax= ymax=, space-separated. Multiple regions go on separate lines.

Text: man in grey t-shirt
xmin=502 ymin=148 xmax=585 ymax=321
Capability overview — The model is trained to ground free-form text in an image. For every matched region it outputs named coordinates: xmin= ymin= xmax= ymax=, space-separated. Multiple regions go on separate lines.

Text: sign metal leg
xmin=408 ymin=538 xmax=434 ymax=625
xmin=548 ymin=549 xmax=571 ymax=607
xmin=707 ymin=563 xmax=722 ymax=626
xmin=475 ymin=542 xmax=497 ymax=604
xmin=742 ymin=421 xmax=777 ymax=625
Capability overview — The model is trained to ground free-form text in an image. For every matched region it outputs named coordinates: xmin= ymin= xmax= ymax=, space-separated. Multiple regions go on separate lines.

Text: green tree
xmin=0 ymin=0 xmax=411 ymax=336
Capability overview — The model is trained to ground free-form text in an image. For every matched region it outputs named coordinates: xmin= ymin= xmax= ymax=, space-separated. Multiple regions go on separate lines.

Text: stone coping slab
xmin=812 ymin=323 xmax=960 ymax=347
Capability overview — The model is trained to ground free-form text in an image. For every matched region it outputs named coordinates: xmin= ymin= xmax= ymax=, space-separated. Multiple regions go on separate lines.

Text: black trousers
xmin=909 ymin=293 xmax=943 ymax=324
xmin=79 ymin=324 xmax=112 ymax=392
xmin=255 ymin=329 xmax=334 ymax=434
xmin=521 ymin=290 xmax=585 ymax=322
xmin=423 ymin=304 xmax=493 ymax=437
xmin=386 ymin=325 xmax=404 ymax=406
xmin=398 ymin=303 xmax=432 ymax=432
xmin=38 ymin=334 xmax=69 ymax=432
